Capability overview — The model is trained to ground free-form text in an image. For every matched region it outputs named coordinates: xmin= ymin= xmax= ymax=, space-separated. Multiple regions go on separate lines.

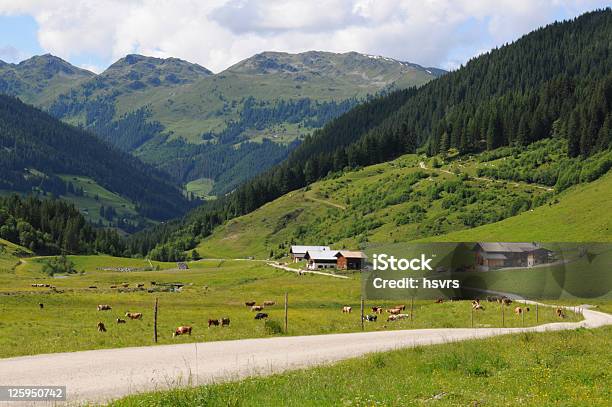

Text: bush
xmin=42 ymin=255 xmax=76 ymax=276
xmin=264 ymin=319 xmax=283 ymax=335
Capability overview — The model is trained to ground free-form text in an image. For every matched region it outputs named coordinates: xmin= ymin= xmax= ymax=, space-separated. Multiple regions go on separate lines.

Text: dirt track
xmin=0 ymin=305 xmax=610 ymax=405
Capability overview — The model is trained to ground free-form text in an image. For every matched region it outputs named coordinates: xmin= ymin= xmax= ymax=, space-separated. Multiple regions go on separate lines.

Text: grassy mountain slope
xmin=427 ymin=170 xmax=612 ymax=242
xmin=196 ymin=138 xmax=611 ymax=259
xmin=0 ymin=95 xmax=193 ymax=226
xmin=195 ymin=153 xmax=539 ymax=258
xmin=0 ymin=54 xmax=94 ymax=107
xmin=0 ymin=238 xmax=30 ymax=271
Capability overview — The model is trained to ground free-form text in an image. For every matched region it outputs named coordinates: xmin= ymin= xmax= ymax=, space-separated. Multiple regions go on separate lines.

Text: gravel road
xmin=0 ymin=305 xmax=610 ymax=406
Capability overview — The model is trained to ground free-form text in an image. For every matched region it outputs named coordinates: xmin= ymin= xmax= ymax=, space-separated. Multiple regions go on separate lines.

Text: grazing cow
xmin=472 ymin=302 xmax=485 ymax=311
xmin=97 ymin=321 xmax=107 ymax=332
xmin=208 ymin=319 xmax=220 ymax=327
xmin=110 ymin=285 xmax=117 ymax=289
xmin=435 ymin=298 xmax=444 ymax=304
xmin=500 ymin=297 xmax=512 ymax=306
xmin=122 ymin=283 xmax=129 ymax=288
xmin=245 ymin=301 xmax=256 ymax=307
xmin=556 ymin=308 xmax=566 ymax=318
xmin=486 ymin=296 xmax=499 ymax=302
xmin=514 ymin=306 xmax=523 ymax=315
xmin=89 ymin=286 xmax=97 ymax=289
xmin=371 ymin=306 xmax=383 ymax=314
xmin=97 ymin=304 xmax=112 ymax=311
xmin=151 ymin=281 xmax=156 ymax=285
xmin=116 ymin=318 xmax=126 ymax=324
xmin=394 ymin=304 xmax=406 ymax=311
xmin=342 ymin=306 xmax=352 ymax=313
xmin=221 ymin=317 xmax=230 ymax=327
xmin=173 ymin=326 xmax=192 ymax=337
xmin=137 ymin=283 xmax=145 ymax=288
xmin=263 ymin=300 xmax=275 ymax=306
xmin=254 ymin=312 xmax=268 ymax=320
xmin=251 ymin=305 xmax=264 ymax=312
xmin=39 ymin=303 xmax=44 ymax=309
xmin=387 ymin=308 xmax=401 ymax=315
xmin=125 ymin=312 xmax=143 ymax=320
xmin=363 ymin=315 xmax=377 ymax=322
xmin=387 ymin=314 xmax=410 ymax=321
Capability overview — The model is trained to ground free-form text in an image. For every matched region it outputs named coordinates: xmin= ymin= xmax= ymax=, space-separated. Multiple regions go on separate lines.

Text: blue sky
xmin=0 ymin=1 xmax=609 ymax=73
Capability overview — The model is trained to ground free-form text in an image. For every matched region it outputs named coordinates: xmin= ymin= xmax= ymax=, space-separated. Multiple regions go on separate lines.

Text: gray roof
xmin=304 ymin=250 xmax=339 ymax=261
xmin=290 ymin=245 xmax=330 ymax=254
xmin=477 ymin=242 xmax=542 ymax=253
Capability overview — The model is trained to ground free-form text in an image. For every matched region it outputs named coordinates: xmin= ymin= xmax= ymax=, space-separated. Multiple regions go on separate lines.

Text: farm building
xmin=335 ymin=250 xmax=367 ymax=270
xmin=290 ymin=245 xmax=330 ymax=262
xmin=304 ymin=250 xmax=338 ymax=270
xmin=474 ymin=242 xmax=552 ymax=271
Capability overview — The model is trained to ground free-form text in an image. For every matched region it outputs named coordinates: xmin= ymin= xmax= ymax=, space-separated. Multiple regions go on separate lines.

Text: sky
xmin=0 ymin=0 xmax=608 ymax=74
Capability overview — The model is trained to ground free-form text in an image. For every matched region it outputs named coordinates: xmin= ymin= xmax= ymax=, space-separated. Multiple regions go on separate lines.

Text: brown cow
xmin=208 ymin=319 xmax=220 ymax=327
xmin=97 ymin=304 xmax=112 ymax=311
xmin=97 ymin=321 xmax=107 ymax=332
xmin=251 ymin=305 xmax=264 ymax=312
xmin=514 ymin=306 xmax=523 ymax=315
xmin=122 ymin=283 xmax=129 ymax=288
xmin=371 ymin=306 xmax=383 ymax=314
xmin=116 ymin=318 xmax=126 ymax=324
xmin=221 ymin=317 xmax=230 ymax=327
xmin=173 ymin=326 xmax=192 ymax=337
xmin=556 ymin=308 xmax=566 ymax=318
xmin=435 ymin=298 xmax=444 ymax=304
xmin=39 ymin=303 xmax=44 ymax=309
xmin=245 ymin=301 xmax=256 ymax=307
xmin=137 ymin=283 xmax=145 ymax=288
xmin=263 ymin=300 xmax=275 ymax=306
xmin=110 ymin=285 xmax=117 ymax=289
xmin=387 ymin=308 xmax=401 ymax=315
xmin=125 ymin=312 xmax=143 ymax=320
xmin=342 ymin=306 xmax=352 ymax=313
xmin=394 ymin=304 xmax=406 ymax=311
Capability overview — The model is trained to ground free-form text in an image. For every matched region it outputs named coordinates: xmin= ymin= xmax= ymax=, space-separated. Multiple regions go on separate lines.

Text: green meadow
xmin=0 ymin=255 xmax=582 ymax=359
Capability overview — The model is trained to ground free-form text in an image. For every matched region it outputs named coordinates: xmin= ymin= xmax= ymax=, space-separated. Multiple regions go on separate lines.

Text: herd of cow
xmin=341 ymin=297 xmax=569 ymax=323
xmin=91 ymin=299 xmax=278 ymax=338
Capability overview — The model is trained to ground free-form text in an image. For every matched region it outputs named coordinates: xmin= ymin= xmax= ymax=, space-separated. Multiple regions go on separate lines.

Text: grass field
xmin=429 ymin=171 xmax=612 ymax=242
xmin=112 ymin=325 xmax=612 ymax=406
xmin=184 ymin=178 xmax=216 ymax=200
xmin=0 ymin=255 xmax=582 ymax=359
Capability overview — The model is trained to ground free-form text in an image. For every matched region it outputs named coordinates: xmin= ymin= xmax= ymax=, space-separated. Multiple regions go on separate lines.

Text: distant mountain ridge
xmin=0 ymin=51 xmax=443 ymax=196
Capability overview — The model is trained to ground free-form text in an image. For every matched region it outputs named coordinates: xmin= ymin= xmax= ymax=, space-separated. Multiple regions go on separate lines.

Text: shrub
xmin=264 ymin=319 xmax=283 ymax=335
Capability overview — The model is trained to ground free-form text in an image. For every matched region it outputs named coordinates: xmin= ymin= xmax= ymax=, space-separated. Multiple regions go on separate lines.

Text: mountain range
xmin=0 ymin=51 xmax=443 ymax=196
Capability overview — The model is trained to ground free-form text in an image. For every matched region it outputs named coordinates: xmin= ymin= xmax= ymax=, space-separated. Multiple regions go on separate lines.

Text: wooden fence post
xmin=521 ymin=305 xmax=525 ymax=327
xmin=360 ymin=297 xmax=364 ymax=331
xmin=154 ymin=297 xmax=158 ymax=343
xmin=410 ymin=297 xmax=414 ymax=321
xmin=284 ymin=292 xmax=288 ymax=334
xmin=536 ymin=303 xmax=539 ymax=323
xmin=501 ymin=303 xmax=505 ymax=328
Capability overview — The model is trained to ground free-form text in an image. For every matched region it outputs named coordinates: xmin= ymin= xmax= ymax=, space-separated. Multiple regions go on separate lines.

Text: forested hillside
xmin=0 ymin=95 xmax=193 ymax=223
xmin=0 ymin=194 xmax=125 ymax=256
xmin=129 ymin=9 xmax=612 ymax=258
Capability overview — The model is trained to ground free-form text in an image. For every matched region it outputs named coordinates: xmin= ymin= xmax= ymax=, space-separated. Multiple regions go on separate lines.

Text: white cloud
xmin=0 ymin=0 xmax=608 ymax=72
